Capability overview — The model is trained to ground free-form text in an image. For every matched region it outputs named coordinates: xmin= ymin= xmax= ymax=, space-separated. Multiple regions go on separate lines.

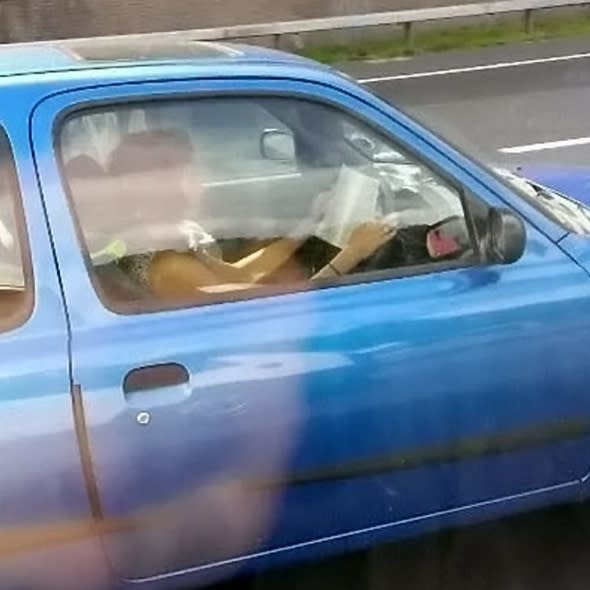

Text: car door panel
xmin=52 ymin=236 xmax=590 ymax=583
xmin=31 ymin=78 xmax=590 ymax=586
xmin=0 ymin=115 xmax=100 ymax=590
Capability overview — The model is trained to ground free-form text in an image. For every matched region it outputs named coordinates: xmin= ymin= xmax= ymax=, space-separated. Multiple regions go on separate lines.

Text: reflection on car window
xmin=496 ymin=168 xmax=590 ymax=235
xmin=0 ymin=152 xmax=25 ymax=289
xmin=0 ymin=130 xmax=30 ymax=328
xmin=59 ymin=97 xmax=475 ymax=311
xmin=342 ymin=120 xmax=407 ymax=164
xmin=368 ymin=88 xmax=590 ymax=237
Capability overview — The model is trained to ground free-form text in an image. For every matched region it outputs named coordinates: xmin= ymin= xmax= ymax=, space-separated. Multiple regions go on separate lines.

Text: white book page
xmin=314 ymin=166 xmax=381 ymax=249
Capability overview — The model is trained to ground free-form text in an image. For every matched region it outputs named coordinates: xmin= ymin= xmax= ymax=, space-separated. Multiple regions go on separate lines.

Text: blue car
xmin=2 ymin=36 xmax=590 ymax=590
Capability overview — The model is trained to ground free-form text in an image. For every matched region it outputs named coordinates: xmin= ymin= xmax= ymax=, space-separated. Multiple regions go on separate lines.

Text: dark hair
xmin=108 ymin=130 xmax=194 ymax=177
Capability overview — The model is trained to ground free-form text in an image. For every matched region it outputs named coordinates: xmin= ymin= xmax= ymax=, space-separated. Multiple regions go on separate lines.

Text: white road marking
xmin=358 ymin=51 xmax=590 ymax=83
xmin=500 ymin=136 xmax=590 ymax=154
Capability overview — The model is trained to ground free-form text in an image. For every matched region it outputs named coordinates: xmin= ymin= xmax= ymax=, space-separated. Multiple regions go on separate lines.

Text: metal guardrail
xmin=187 ymin=0 xmax=590 ymax=46
xmin=12 ymin=0 xmax=589 ymax=50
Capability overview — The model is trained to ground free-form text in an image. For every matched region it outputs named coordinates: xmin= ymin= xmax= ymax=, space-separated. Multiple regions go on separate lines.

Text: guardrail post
xmin=291 ymin=32 xmax=304 ymax=51
xmin=403 ymin=21 xmax=414 ymax=51
xmin=524 ymin=8 xmax=534 ymax=33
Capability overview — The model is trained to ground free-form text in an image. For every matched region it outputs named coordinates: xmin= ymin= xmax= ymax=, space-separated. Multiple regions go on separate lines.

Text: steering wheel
xmin=351 ymin=225 xmax=428 ymax=273
xmin=354 ymin=215 xmax=468 ymax=274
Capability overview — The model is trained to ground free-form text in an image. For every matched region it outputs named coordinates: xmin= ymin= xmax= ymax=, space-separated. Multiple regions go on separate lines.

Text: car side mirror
xmin=260 ymin=129 xmax=296 ymax=162
xmin=485 ymin=208 xmax=526 ymax=264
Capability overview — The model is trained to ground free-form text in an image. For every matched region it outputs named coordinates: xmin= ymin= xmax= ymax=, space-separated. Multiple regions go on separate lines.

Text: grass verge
xmin=300 ymin=12 xmax=590 ymax=63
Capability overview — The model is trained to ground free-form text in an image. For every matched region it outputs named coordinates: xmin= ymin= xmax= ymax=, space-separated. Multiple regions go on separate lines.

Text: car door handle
xmin=123 ymin=363 xmax=190 ymax=395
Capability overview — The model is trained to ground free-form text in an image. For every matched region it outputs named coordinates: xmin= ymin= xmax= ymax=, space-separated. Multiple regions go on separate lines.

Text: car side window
xmin=58 ymin=96 xmax=476 ymax=311
xmin=0 ymin=130 xmax=31 ymax=327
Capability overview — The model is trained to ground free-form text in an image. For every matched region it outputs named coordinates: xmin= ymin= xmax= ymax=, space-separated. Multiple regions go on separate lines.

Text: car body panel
xmin=518 ymin=164 xmax=590 ymax=205
xmin=0 ymin=96 xmax=100 ymax=589
xmin=29 ymin=70 xmax=590 ymax=590
xmin=0 ymin=38 xmax=583 ymax=589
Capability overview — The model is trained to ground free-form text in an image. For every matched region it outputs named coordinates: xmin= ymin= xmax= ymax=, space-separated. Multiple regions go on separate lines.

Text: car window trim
xmin=52 ymin=87 xmax=491 ymax=316
xmin=93 ymin=256 xmax=480 ymax=316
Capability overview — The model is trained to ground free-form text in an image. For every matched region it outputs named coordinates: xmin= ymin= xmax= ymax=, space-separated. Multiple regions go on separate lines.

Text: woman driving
xmin=88 ymin=129 xmax=397 ymax=302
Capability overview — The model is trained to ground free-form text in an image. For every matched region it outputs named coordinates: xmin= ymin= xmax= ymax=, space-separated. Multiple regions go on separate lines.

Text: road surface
xmin=346 ymin=37 xmax=590 ymax=169
xmin=207 ymin=37 xmax=590 ymax=590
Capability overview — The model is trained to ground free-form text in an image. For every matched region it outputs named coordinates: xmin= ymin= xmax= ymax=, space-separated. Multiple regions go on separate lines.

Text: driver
xmin=91 ymin=129 xmax=396 ymax=302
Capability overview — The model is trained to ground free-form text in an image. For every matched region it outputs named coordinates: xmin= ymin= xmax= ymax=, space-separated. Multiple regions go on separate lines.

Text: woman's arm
xmin=233 ymin=191 xmax=333 ymax=277
xmin=232 ymin=238 xmax=306 ymax=277
xmin=144 ymin=221 xmax=396 ymax=301
xmin=146 ymin=251 xmax=237 ymax=300
xmin=145 ymin=241 xmax=303 ymax=301
xmin=312 ymin=222 xmax=397 ymax=280
xmin=177 ymin=237 xmax=305 ymax=285
xmin=312 ymin=249 xmax=362 ymax=280
xmin=143 ymin=232 xmax=307 ymax=301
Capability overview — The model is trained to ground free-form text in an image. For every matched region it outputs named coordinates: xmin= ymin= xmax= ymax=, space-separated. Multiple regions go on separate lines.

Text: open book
xmin=314 ymin=165 xmax=382 ymax=249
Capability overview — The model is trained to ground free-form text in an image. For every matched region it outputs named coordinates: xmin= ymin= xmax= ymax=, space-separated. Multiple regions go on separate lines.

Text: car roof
xmin=0 ymin=37 xmax=326 ymax=78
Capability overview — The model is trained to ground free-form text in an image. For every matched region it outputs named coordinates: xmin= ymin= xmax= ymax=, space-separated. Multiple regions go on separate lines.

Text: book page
xmin=314 ymin=166 xmax=381 ymax=249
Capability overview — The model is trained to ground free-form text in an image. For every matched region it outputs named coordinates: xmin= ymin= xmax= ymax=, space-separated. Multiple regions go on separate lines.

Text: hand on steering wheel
xmin=345 ymin=221 xmax=397 ymax=264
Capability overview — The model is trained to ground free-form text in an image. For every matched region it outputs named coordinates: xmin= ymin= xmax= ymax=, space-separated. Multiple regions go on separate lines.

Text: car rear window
xmin=0 ymin=129 xmax=31 ymax=329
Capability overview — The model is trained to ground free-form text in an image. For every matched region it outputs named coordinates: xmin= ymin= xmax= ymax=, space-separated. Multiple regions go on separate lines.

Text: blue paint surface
xmin=519 ymin=164 xmax=590 ymax=204
xmin=0 ymin=41 xmax=589 ymax=590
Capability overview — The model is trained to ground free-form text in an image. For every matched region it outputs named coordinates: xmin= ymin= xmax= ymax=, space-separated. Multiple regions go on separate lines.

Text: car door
xmin=0 ymin=114 xmax=101 ymax=589
xmin=32 ymin=76 xmax=590 ymax=588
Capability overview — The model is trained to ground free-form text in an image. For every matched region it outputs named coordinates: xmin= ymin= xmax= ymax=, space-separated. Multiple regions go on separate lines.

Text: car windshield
xmin=368 ymin=86 xmax=590 ymax=237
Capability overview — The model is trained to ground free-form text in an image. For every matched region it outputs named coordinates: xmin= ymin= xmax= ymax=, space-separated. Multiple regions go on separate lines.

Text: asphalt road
xmin=206 ymin=38 xmax=590 ymax=590
xmin=213 ymin=503 xmax=590 ymax=590
xmin=345 ymin=37 xmax=590 ymax=169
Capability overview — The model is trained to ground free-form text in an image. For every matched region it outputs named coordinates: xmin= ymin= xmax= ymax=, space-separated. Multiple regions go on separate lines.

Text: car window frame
xmin=0 ymin=127 xmax=34 ymax=332
xmin=52 ymin=88 xmax=490 ymax=316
